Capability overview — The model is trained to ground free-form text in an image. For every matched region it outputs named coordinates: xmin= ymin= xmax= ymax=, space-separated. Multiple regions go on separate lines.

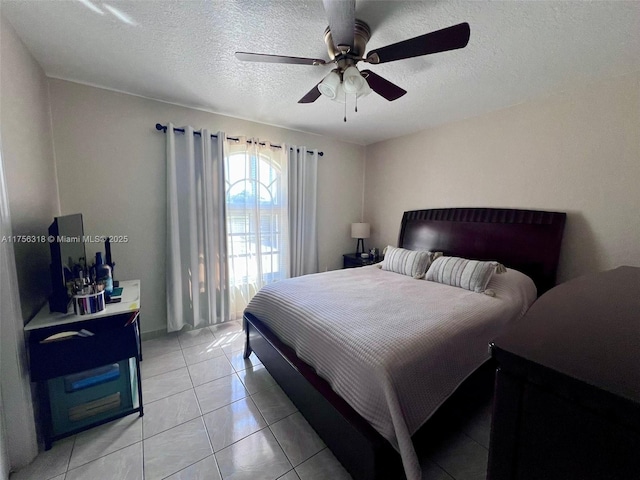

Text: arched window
xmin=225 ymin=144 xmax=288 ymax=317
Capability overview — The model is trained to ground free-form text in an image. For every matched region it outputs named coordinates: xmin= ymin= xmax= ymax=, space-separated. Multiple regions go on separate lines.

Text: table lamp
xmin=351 ymin=223 xmax=370 ymax=257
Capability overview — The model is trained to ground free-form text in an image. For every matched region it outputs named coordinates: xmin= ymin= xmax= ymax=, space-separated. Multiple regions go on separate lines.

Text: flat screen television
xmin=49 ymin=213 xmax=87 ymax=312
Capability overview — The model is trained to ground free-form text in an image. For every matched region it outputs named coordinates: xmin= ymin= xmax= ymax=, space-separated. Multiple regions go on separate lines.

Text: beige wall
xmin=48 ymin=79 xmax=365 ymax=334
xmin=0 ymin=14 xmax=56 ymax=471
xmin=0 ymin=15 xmax=59 ymax=322
xmin=364 ymin=72 xmax=640 ymax=284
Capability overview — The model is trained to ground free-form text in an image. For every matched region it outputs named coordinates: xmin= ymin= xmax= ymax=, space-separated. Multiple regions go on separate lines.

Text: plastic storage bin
xmin=47 ymin=358 xmax=139 ymax=436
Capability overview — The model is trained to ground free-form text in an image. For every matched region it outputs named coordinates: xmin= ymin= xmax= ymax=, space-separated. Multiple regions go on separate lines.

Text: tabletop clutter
xmin=71 ymin=246 xmax=116 ymax=315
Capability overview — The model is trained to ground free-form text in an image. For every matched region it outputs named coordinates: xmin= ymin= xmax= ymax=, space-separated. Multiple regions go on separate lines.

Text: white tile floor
xmin=12 ymin=321 xmax=492 ymax=480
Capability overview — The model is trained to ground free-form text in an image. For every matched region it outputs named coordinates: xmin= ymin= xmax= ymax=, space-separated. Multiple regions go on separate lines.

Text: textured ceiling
xmin=2 ymin=0 xmax=639 ymax=145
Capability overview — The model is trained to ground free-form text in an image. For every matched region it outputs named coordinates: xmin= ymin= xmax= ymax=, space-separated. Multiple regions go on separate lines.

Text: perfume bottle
xmin=105 ymin=238 xmax=116 ymax=281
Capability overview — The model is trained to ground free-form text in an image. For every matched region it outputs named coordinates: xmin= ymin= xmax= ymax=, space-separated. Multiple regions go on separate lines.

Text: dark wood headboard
xmin=398 ymin=208 xmax=566 ymax=294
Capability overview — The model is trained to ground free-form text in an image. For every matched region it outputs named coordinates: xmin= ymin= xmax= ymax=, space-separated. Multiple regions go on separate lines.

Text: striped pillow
xmin=381 ymin=246 xmax=436 ymax=279
xmin=426 ymin=256 xmax=502 ymax=293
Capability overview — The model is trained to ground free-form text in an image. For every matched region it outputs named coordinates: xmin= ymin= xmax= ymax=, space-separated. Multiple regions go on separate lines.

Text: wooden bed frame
xmin=243 ymin=207 xmax=566 ymax=480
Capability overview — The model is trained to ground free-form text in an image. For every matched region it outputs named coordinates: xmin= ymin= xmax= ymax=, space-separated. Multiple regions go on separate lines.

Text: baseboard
xmin=140 ymin=329 xmax=168 ymax=341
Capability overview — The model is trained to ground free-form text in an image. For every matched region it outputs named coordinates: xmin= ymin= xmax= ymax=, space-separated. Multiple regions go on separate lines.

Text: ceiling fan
xmin=235 ymin=0 xmax=470 ymax=106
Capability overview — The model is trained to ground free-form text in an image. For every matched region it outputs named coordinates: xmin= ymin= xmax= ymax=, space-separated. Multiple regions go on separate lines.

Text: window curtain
xmin=225 ymin=138 xmax=289 ymax=320
xmin=166 ymin=124 xmax=230 ymax=332
xmin=0 ymin=149 xmax=38 ymax=472
xmin=287 ymin=146 xmax=318 ymax=277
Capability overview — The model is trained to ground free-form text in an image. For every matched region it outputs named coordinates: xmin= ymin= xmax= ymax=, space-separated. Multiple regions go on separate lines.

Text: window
xmin=225 ymin=147 xmax=288 ymax=312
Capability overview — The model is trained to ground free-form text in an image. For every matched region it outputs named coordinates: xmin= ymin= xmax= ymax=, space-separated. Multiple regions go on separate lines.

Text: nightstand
xmin=343 ymin=253 xmax=380 ymax=268
xmin=26 ymin=280 xmax=143 ymax=450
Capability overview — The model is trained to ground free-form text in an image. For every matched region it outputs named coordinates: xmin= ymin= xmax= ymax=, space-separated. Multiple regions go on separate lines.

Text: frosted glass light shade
xmin=318 ymin=71 xmax=341 ymax=100
xmin=342 ymin=66 xmax=366 ymax=94
xmin=351 ymin=222 xmax=370 ymax=239
xmin=357 ymin=78 xmax=372 ymax=98
xmin=334 ymin=81 xmax=347 ymax=104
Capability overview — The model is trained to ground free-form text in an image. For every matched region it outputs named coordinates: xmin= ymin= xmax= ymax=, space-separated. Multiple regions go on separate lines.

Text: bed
xmin=243 ymin=207 xmax=566 ymax=480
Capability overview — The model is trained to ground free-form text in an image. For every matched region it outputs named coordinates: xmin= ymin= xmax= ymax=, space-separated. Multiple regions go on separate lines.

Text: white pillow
xmin=381 ymin=246 xmax=438 ymax=279
xmin=426 ymin=256 xmax=505 ymax=293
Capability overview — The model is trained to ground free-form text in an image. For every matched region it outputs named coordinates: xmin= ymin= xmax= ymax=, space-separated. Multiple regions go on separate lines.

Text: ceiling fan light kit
xmin=235 ymin=0 xmax=470 ymax=119
xmin=356 ymin=78 xmax=372 ymax=98
xmin=342 ymin=66 xmax=366 ymax=95
xmin=318 ymin=70 xmax=341 ymax=99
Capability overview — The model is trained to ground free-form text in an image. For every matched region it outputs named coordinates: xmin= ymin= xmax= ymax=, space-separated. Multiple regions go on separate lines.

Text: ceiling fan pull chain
xmin=344 ymin=91 xmax=347 ymax=122
xmin=355 ymin=95 xmax=358 ymax=113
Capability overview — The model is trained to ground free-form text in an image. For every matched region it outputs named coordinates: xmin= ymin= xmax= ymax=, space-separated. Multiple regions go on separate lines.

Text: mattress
xmin=245 ymin=265 xmax=536 ymax=480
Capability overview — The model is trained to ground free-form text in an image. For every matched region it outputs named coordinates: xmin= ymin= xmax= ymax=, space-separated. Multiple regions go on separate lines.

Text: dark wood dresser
xmin=488 ymin=266 xmax=640 ymax=480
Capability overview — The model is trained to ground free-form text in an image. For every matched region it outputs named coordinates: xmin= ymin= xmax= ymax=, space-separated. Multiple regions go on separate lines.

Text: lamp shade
xmin=357 ymin=78 xmax=372 ymax=98
xmin=351 ymin=222 xmax=370 ymax=239
xmin=334 ymin=81 xmax=347 ymax=104
xmin=342 ymin=66 xmax=366 ymax=94
xmin=318 ymin=71 xmax=341 ymax=100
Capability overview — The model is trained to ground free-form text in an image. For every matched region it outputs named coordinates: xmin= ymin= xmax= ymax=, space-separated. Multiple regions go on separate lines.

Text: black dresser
xmin=488 ymin=266 xmax=640 ymax=480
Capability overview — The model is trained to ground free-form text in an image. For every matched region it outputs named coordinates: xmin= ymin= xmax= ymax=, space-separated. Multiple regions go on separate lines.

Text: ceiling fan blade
xmin=235 ymin=52 xmax=326 ymax=66
xmin=298 ymin=83 xmax=322 ymax=104
xmin=365 ymin=22 xmax=470 ymax=64
xmin=322 ymin=0 xmax=355 ymax=50
xmin=361 ymin=70 xmax=406 ymax=101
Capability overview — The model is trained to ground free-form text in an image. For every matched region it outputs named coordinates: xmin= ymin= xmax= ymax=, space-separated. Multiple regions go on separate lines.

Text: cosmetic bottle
xmin=95 ymin=252 xmax=113 ymax=295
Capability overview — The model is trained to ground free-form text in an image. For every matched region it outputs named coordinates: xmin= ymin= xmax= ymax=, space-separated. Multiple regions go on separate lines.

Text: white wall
xmin=0 ymin=13 xmax=55 ymax=472
xmin=364 ymin=72 xmax=640 ymax=284
xmin=48 ymin=79 xmax=366 ymax=334
xmin=0 ymin=15 xmax=60 ymax=321
xmin=0 ymin=407 xmax=7 ymax=480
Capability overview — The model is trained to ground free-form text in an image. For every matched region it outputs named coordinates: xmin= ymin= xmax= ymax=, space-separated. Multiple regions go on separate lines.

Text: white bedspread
xmin=245 ymin=266 xmax=536 ymax=480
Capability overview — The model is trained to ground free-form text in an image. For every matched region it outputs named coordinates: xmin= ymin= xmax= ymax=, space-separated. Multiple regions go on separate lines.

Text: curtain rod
xmin=155 ymin=124 xmax=323 ymax=156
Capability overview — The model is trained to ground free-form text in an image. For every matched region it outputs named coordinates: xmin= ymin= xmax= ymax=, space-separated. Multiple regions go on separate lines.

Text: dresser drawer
xmin=29 ymin=315 xmax=139 ymax=381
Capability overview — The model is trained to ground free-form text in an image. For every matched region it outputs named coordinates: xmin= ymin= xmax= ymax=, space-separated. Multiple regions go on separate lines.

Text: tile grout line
xmin=63 ymin=417 xmax=145 ymax=473
xmin=65 ymin=435 xmax=77 ymax=475
xmin=145 ymin=416 xmax=213 ymax=479
xmin=142 ymin=393 xmax=201 ymax=441
xmin=144 ymin=380 xmax=202 ymax=407
xmin=208 ymin=425 xmax=294 ymax=477
xmin=277 ymin=469 xmax=298 ymax=480
xmin=193 ymin=415 xmax=215 ymax=472
xmin=266 ymin=423 xmax=296 ymax=471
xmin=141 ymin=343 xmax=193 ymax=480
xmin=197 ymin=387 xmax=250 ymax=417
xmin=267 ymin=420 xmax=305 ymax=470
xmin=141 ymin=381 xmax=147 ymax=480
xmin=203 ymin=397 xmax=269 ymax=455
xmin=141 ymin=364 xmax=186 ymax=381
xmin=141 ymin=432 xmax=146 ymax=480
xmin=144 ymin=384 xmax=194 ymax=405
xmin=249 ymin=395 xmax=299 ymax=426
xmin=268 ymin=411 xmax=327 ymax=470
xmin=66 ymin=441 xmax=142 ymax=474
xmin=292 ymin=447 xmax=330 ymax=475
xmin=210 ymin=426 xmax=269 ymax=456
xmin=156 ymin=453 xmax=220 ymax=480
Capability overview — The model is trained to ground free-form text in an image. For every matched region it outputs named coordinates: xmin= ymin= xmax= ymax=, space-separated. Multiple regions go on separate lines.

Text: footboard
xmin=243 ymin=312 xmax=404 ymax=480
